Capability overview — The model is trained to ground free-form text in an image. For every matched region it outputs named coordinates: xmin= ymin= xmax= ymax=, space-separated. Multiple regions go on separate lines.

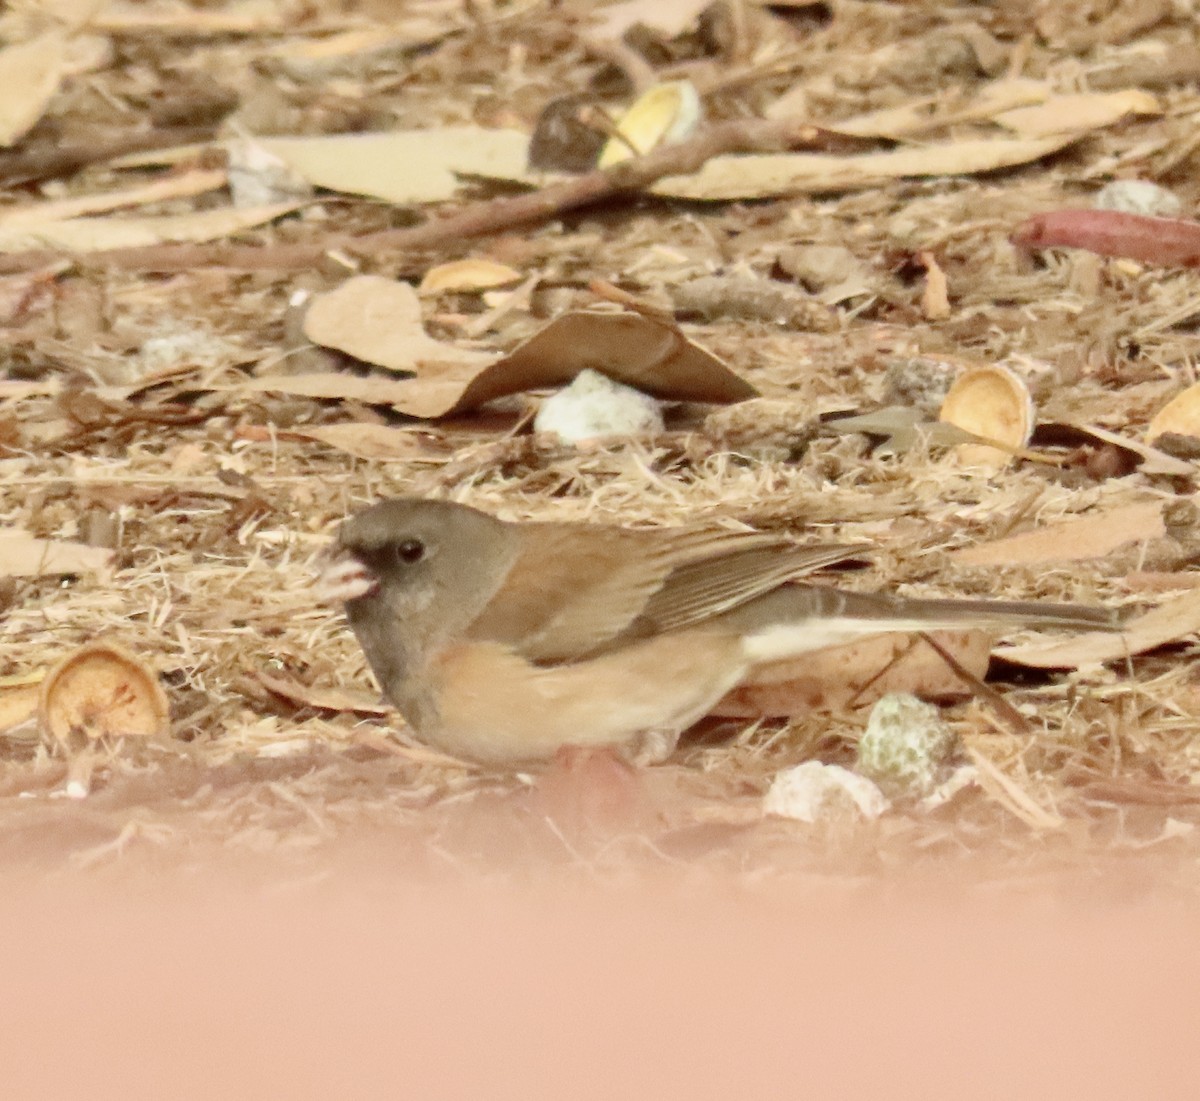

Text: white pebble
xmin=764 ymin=761 xmax=888 ymax=823
xmin=139 ymin=323 xmax=241 ymax=373
xmin=1094 ymin=180 xmax=1182 ymax=219
xmin=227 ymin=138 xmax=313 ymax=208
xmin=533 ymin=368 xmax=664 ymax=444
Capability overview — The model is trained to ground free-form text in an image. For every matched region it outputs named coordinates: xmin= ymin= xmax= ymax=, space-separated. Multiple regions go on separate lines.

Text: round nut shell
xmin=38 ymin=641 xmax=169 ymax=744
xmin=938 ymin=363 xmax=1035 ymax=466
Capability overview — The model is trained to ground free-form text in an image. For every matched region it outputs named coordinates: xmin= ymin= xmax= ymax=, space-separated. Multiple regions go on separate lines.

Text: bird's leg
xmin=629 ymin=727 xmax=681 ymax=766
xmin=536 ymin=745 xmax=655 ymax=839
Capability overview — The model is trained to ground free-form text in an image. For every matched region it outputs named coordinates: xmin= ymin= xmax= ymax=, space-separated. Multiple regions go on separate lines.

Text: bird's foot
xmin=536 ymin=745 xmax=655 ymax=839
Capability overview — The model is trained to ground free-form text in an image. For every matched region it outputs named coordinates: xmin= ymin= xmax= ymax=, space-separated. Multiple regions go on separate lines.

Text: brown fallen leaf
xmin=39 ymin=642 xmax=169 ymax=744
xmin=456 ymin=310 xmax=756 ymax=412
xmin=591 ymin=0 xmax=712 ymax=39
xmin=91 ymin=1 xmax=316 ymax=35
xmin=0 ymin=33 xmax=66 ymax=147
xmin=711 ymin=629 xmax=991 ymax=718
xmin=298 ymin=279 xmax=755 ymax=418
xmin=953 ymin=501 xmax=1165 ymax=567
xmin=266 ymin=23 xmax=453 ymax=78
xmin=0 ymin=682 xmax=40 ymax=735
xmin=301 ymin=276 xmax=494 ymax=374
xmin=0 ymin=530 xmax=113 ymax=578
xmin=418 ymin=259 xmax=523 ymax=295
xmin=994 ymin=589 xmax=1200 ymax=669
xmin=651 ymin=135 xmax=1080 ymax=200
xmin=993 ymin=89 xmax=1160 ymax=138
xmin=1147 ymin=381 xmax=1200 ymax=443
xmin=261 ymin=128 xmax=532 ymax=204
xmin=255 ymin=673 xmax=393 ymax=716
xmin=0 ymin=202 xmax=304 ymax=253
xmin=0 ymin=170 xmax=228 ymax=227
xmin=805 ymin=78 xmax=1048 ymax=138
xmin=1035 ymin=422 xmax=1195 ymax=476
xmin=917 ymin=250 xmax=951 ymax=321
xmin=1013 ymin=209 xmax=1200 ymax=268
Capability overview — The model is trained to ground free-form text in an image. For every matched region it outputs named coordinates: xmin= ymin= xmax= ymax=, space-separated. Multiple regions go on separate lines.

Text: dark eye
xmin=395 ymin=538 xmax=425 ymax=565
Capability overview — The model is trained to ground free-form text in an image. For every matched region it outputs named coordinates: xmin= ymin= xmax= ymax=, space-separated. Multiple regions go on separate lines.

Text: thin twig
xmin=918 ymin=631 xmax=1034 ymax=737
xmin=0 ymin=126 xmax=219 ymax=188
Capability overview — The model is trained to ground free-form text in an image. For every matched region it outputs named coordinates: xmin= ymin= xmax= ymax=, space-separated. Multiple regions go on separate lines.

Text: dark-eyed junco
xmin=319 ymin=498 xmax=1120 ymax=764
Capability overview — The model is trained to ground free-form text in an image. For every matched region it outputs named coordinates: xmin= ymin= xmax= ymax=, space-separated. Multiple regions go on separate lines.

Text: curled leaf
xmin=1013 ymin=209 xmax=1200 ymax=267
xmin=296 ymin=276 xmax=755 ymax=418
xmin=418 ymin=259 xmax=523 ymax=295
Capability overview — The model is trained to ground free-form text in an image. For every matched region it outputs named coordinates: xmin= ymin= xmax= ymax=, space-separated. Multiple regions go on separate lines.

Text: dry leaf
xmin=1013 ymin=209 xmax=1200 ymax=268
xmin=256 ymin=673 xmax=393 ymax=715
xmin=60 ymin=33 xmax=112 ymax=76
xmin=712 ymin=630 xmax=990 ymax=717
xmin=1043 ymin=423 xmax=1195 ymax=476
xmin=994 ymin=589 xmax=1200 ymax=669
xmin=917 ymin=250 xmax=951 ymax=320
xmin=0 ymin=683 xmax=40 ymax=734
xmin=811 ymin=78 xmax=1049 ymax=137
xmin=91 ymin=1 xmax=302 ymax=35
xmin=260 ymin=129 xmax=531 ymax=204
xmin=0 ymin=202 xmax=303 ymax=253
xmin=267 ymin=423 xmax=443 ymax=462
xmin=38 ymin=642 xmax=169 ymax=743
xmin=0 ymin=529 xmax=112 ymax=577
xmin=266 ymin=22 xmax=452 ymax=74
xmin=953 ymin=502 xmax=1165 ymax=567
xmin=1147 ymin=382 xmax=1200 ymax=443
xmin=994 ymin=90 xmax=1160 ymax=138
xmin=418 ymin=259 xmax=523 ymax=295
xmin=591 ymin=0 xmax=713 ymax=38
xmin=824 ymin=407 xmax=981 ymax=456
xmin=299 ymin=280 xmax=755 ymax=418
xmin=302 ymin=276 xmax=493 ymax=374
xmin=0 ymin=170 xmax=228 ymax=227
xmin=0 ymin=32 xmax=67 ymax=147
xmin=443 ymin=310 xmax=755 ymax=414
xmin=651 ymin=135 xmax=1079 ymax=200
xmin=814 ymin=83 xmax=1155 ymax=143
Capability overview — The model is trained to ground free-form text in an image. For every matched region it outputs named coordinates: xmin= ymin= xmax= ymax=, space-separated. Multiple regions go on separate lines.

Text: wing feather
xmin=464 ymin=524 xmax=673 ymax=661
xmin=465 ymin=520 xmax=869 ymax=662
xmin=632 ymin=542 xmax=871 ymax=635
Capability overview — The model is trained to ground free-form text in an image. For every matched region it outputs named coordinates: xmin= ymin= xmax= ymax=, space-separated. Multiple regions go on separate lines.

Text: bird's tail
xmin=870 ymin=593 xmax=1123 ymax=633
xmin=728 ymin=585 xmax=1123 ymax=664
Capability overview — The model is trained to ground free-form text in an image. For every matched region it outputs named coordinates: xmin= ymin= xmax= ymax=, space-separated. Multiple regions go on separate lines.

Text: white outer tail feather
xmin=741 ymin=617 xmax=990 ymax=665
